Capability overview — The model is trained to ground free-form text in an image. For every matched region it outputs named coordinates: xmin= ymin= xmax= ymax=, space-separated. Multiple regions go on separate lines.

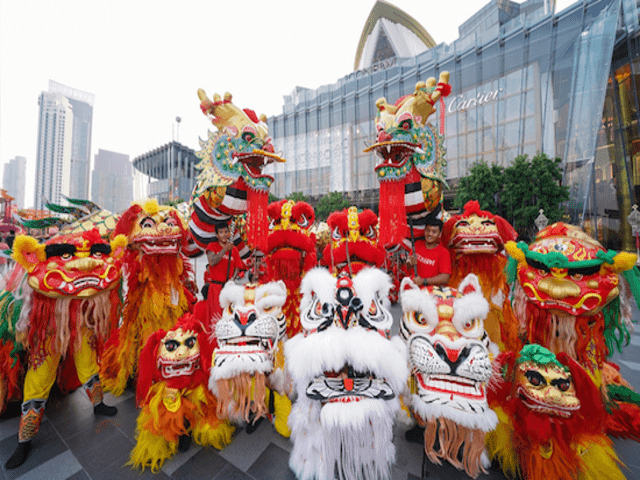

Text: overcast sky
xmin=0 ymin=0 xmax=573 ymax=208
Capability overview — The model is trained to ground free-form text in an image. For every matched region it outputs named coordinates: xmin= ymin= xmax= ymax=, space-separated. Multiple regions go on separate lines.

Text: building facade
xmin=3 ymin=156 xmax=26 ymax=209
xmin=91 ymin=149 xmax=133 ymax=213
xmin=266 ymin=0 xmax=640 ymax=250
xmin=132 ymin=142 xmax=199 ymax=204
xmin=34 ymin=81 xmax=94 ymax=210
xmin=49 ymin=81 xmax=94 ymax=200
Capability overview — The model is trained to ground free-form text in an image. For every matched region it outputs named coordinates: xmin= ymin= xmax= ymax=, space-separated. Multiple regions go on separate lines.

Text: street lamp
xmin=175 ymin=116 xmax=182 ymax=143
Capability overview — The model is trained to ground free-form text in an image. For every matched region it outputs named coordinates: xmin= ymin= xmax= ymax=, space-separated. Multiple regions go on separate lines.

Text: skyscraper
xmin=34 ymin=81 xmax=94 ymax=210
xmin=2 ymin=156 xmax=26 ymax=209
xmin=91 ymin=149 xmax=133 ymax=213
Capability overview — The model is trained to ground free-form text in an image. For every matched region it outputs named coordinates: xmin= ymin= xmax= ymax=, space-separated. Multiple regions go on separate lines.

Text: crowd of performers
xmin=1 ymin=75 xmax=640 ymax=480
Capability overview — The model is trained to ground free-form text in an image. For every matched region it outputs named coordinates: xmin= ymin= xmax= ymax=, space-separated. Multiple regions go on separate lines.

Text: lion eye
xmin=185 ymin=336 xmax=197 ymax=348
xmin=141 ymin=218 xmax=155 ymax=229
xmin=164 ymin=340 xmax=179 ymax=352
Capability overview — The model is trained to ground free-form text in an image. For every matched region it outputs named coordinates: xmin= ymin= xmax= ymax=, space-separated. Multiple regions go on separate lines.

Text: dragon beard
xmin=214 ymin=371 xmax=268 ymax=423
xmin=424 ymin=417 xmax=487 ymax=479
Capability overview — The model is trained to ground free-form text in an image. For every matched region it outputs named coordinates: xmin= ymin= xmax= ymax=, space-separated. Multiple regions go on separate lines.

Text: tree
xmin=454 ymin=152 xmax=569 ymax=239
xmin=286 ymin=191 xmax=310 ymax=203
xmin=268 ymin=192 xmax=280 ymax=204
xmin=453 ymin=160 xmax=503 ymax=212
xmin=502 ymin=153 xmax=569 ymax=238
xmin=316 ymin=191 xmax=350 ymax=222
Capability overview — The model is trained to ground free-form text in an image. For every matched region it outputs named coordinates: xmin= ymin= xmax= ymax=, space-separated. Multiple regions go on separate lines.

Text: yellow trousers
xmin=24 ymin=331 xmax=98 ymax=402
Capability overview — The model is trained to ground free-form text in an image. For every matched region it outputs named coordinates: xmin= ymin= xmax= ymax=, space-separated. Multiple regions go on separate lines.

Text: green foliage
xmin=164 ymin=198 xmax=184 ymax=207
xmin=454 ymin=161 xmax=503 ymax=211
xmin=286 ymin=191 xmax=310 ymax=203
xmin=454 ymin=152 xmax=569 ymax=238
xmin=268 ymin=192 xmax=280 ymax=204
xmin=316 ymin=191 xmax=350 ymax=222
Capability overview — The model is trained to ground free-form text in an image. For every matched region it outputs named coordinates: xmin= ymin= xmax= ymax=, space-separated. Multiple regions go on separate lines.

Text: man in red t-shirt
xmin=204 ymin=223 xmax=244 ymax=321
xmin=408 ymin=218 xmax=451 ymax=287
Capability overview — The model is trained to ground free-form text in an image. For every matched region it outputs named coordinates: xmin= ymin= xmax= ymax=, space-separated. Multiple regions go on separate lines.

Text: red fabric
xmin=378 ymin=179 xmax=407 ymax=248
xmin=205 ymin=243 xmax=243 ymax=283
xmin=246 ymin=188 xmax=269 ymax=253
xmin=413 ymin=241 xmax=451 ymax=279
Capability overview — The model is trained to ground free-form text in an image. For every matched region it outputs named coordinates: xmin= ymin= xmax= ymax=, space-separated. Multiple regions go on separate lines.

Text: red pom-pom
xmin=437 ymin=83 xmax=452 ymax=97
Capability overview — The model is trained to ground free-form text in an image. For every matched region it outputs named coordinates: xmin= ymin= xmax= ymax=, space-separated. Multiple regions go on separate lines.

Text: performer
xmin=204 ymin=222 xmax=244 ymax=321
xmin=407 ymin=218 xmax=451 ymax=287
xmin=5 ymin=230 xmax=126 ymax=469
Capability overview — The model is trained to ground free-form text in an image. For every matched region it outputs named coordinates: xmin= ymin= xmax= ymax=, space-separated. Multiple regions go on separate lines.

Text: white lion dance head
xmin=209 ymin=281 xmax=287 ymax=423
xmin=286 ymin=267 xmax=408 ymax=480
xmin=400 ymin=273 xmax=498 ymax=478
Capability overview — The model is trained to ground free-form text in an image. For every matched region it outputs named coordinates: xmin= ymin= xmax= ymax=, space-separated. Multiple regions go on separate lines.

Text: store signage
xmin=355 ymin=57 xmax=397 ymax=76
xmin=447 ymin=88 xmax=504 ymax=113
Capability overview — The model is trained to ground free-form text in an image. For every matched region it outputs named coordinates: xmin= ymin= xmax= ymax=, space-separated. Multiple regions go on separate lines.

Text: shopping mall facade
xmin=265 ymin=0 xmax=640 ymax=250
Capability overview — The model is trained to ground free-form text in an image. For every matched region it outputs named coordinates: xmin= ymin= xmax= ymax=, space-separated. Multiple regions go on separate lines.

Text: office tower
xmin=34 ymin=81 xmax=94 ymax=210
xmin=3 ymin=156 xmax=26 ymax=208
xmin=91 ymin=149 xmax=133 ymax=213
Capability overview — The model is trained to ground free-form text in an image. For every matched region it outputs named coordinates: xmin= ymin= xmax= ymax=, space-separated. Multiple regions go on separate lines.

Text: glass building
xmin=266 ymin=0 xmax=640 ymax=250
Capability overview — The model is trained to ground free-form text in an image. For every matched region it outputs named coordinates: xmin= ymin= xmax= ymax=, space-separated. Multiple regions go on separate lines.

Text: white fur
xmin=351 ymin=268 xmax=391 ymax=310
xmin=219 ymin=282 xmax=245 ymax=310
xmin=299 ymin=267 xmax=336 ymax=313
xmin=452 ymin=291 xmax=489 ymax=338
xmin=286 ymin=328 xmax=408 ymax=399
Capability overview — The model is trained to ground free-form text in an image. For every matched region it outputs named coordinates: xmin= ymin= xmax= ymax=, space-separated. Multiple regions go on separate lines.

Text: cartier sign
xmin=447 ymin=88 xmax=504 ymax=113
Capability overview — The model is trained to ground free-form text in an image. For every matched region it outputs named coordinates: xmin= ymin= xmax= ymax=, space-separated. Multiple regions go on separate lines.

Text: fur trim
xmin=411 ymin=393 xmax=498 ymax=432
xmin=351 ymin=268 xmax=392 ymax=308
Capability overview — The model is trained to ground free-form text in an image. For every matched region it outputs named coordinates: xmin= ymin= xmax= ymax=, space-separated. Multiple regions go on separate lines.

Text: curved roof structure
xmin=354 ymin=1 xmax=436 ymax=71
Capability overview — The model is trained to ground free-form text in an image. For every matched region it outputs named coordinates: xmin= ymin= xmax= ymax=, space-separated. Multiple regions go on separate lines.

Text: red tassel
xmin=439 ymin=97 xmax=446 ymax=135
xmin=378 ymin=179 xmax=407 ymax=248
xmin=246 ymin=188 xmax=269 ymax=253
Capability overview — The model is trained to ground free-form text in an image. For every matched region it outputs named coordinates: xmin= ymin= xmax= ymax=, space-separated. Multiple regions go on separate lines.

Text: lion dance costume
xmin=209 ymin=280 xmax=292 ymax=437
xmin=442 ymin=200 xmax=520 ymax=351
xmin=5 ymin=229 xmax=126 ymax=469
xmin=286 ymin=267 xmax=408 ymax=480
xmin=265 ymin=199 xmax=317 ymax=337
xmin=487 ymin=344 xmax=625 ymax=480
xmin=100 ymin=199 xmax=193 ymax=396
xmin=130 ymin=313 xmax=233 ymax=472
xmin=399 ymin=274 xmax=498 ymax=478
xmin=505 ymin=222 xmax=640 ymax=440
xmin=322 ymin=206 xmax=385 ymax=275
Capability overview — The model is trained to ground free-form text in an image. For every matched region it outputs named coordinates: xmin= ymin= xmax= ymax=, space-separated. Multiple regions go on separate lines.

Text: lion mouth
xmin=158 ymin=356 xmax=200 ymax=378
xmin=134 ymin=234 xmax=182 ymax=255
xmin=451 ymin=235 xmax=500 ymax=254
xmin=306 ymin=365 xmax=395 ymax=403
xmin=516 ymin=386 xmax=580 ymax=418
xmin=216 ymin=336 xmax=274 ymax=354
xmin=416 ymin=373 xmax=486 ymax=401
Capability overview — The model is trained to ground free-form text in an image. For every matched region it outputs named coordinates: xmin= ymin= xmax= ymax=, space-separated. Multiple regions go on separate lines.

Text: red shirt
xmin=413 ymin=241 xmax=452 ymax=279
xmin=206 ymin=242 xmax=244 ymax=283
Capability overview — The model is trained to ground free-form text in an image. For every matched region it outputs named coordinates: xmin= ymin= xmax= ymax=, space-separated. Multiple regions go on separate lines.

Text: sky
xmin=0 ymin=0 xmax=573 ymax=208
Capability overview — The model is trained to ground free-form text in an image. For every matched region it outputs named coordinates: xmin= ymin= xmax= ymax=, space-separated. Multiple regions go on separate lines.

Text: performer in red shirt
xmin=408 ymin=218 xmax=451 ymax=287
xmin=204 ymin=222 xmax=244 ymax=321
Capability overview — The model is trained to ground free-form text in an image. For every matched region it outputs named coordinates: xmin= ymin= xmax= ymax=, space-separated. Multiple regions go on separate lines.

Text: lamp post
xmin=535 ymin=208 xmax=549 ymax=232
xmin=626 ymin=204 xmax=640 ymax=260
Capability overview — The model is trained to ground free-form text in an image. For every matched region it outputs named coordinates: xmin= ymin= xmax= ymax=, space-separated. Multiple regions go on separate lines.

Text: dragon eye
xmin=164 ymin=339 xmax=179 ymax=352
xmin=399 ymin=119 xmax=413 ymax=131
xmin=242 ymin=132 xmax=255 ymax=143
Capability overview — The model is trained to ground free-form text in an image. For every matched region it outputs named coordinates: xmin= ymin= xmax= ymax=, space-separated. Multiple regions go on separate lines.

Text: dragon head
xmin=192 ymin=90 xmax=285 ymax=202
xmin=505 ymin=223 xmax=636 ymax=316
xmin=115 ymin=199 xmax=188 ymax=256
xmin=443 ymin=200 xmax=517 ymax=255
xmin=322 ymin=207 xmax=385 ymax=274
xmin=364 ymin=72 xmax=449 ymax=186
xmin=13 ymin=229 xmax=127 ymax=298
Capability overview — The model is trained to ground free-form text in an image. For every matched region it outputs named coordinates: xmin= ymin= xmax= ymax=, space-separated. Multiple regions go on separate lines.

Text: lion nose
xmin=378 ymin=131 xmax=392 ymax=143
xmin=234 ymin=310 xmax=257 ymax=334
xmin=65 ymin=257 xmax=102 ymax=271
